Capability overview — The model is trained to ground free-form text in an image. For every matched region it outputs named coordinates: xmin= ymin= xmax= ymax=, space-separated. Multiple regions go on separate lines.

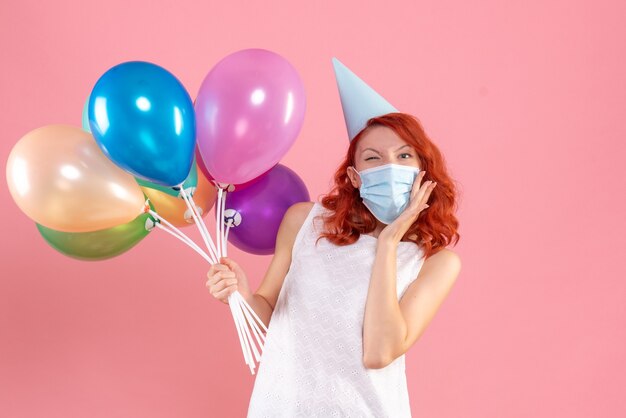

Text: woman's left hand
xmin=379 ymin=170 xmax=437 ymax=244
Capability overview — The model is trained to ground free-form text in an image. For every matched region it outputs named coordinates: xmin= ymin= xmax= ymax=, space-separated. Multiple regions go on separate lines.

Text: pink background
xmin=1 ymin=0 xmax=625 ymax=417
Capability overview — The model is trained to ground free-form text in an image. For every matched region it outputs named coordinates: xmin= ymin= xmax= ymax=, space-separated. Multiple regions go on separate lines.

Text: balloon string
xmin=149 ymin=209 xmax=206 ymax=254
xmin=234 ymin=292 xmax=266 ymax=349
xmin=234 ymin=291 xmax=269 ymax=334
xmin=182 ymin=185 xmax=259 ymax=372
xmin=215 ymin=188 xmax=223 ymax=259
xmin=220 ymin=189 xmax=229 ymax=258
xmin=215 ymin=186 xmax=222 ymax=257
xmin=154 ymin=232 xmax=262 ymax=374
xmin=150 ymin=217 xmax=211 ymax=265
xmin=179 ymin=186 xmax=218 ymax=262
xmin=154 ymin=214 xmax=254 ymax=372
xmin=179 ymin=187 xmax=219 ymax=264
xmin=185 ymin=190 xmax=220 ymax=262
xmin=232 ymin=293 xmax=260 ymax=371
xmin=148 ymin=190 xmax=266 ymax=374
xmin=180 ymin=184 xmax=267 ymax=373
xmin=227 ymin=292 xmax=252 ymax=371
xmin=232 ymin=296 xmax=253 ymax=373
xmin=233 ymin=291 xmax=291 ymax=357
xmin=224 ymin=222 xmax=232 ymax=258
xmin=231 ymin=293 xmax=257 ymax=374
xmin=218 ymin=188 xmax=223 ymax=259
xmin=153 ymin=222 xmax=213 ymax=264
xmin=237 ymin=294 xmax=262 ymax=363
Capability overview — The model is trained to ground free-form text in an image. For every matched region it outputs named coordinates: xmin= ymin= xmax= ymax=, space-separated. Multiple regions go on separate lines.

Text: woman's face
xmin=347 ymin=125 xmax=421 ymax=189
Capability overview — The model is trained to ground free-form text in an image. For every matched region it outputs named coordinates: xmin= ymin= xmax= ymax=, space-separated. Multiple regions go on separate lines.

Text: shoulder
xmin=421 ymin=248 xmax=462 ymax=281
xmin=274 ymin=201 xmax=315 ymax=253
xmin=280 ymin=201 xmax=316 ymax=234
xmin=429 ymin=248 xmax=461 ymax=266
xmin=284 ymin=201 xmax=315 ymax=222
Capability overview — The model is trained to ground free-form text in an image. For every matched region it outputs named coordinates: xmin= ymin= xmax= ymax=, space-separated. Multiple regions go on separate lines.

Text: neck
xmin=368 ymin=222 xmax=420 ymax=242
xmin=368 ymin=222 xmax=386 ymax=238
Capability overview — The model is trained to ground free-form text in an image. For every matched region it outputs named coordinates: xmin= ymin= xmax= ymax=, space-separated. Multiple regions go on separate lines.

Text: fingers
xmin=207 ymin=262 xmax=231 ymax=277
xmin=205 ymin=269 xmax=235 ymax=288
xmin=409 ymin=172 xmax=424 ymax=206
xmin=411 ymin=171 xmax=437 ymax=207
xmin=206 ymin=273 xmax=239 ymax=303
xmin=214 ymin=278 xmax=238 ymax=293
xmin=206 ymin=258 xmax=245 ymax=305
xmin=426 ymin=181 xmax=437 ymax=199
xmin=211 ymin=276 xmax=238 ymax=293
xmin=415 ymin=184 xmax=435 ymax=211
xmin=420 ymin=171 xmax=436 ymax=193
xmin=211 ymin=286 xmax=236 ymax=304
xmin=211 ymin=278 xmax=238 ymax=301
xmin=220 ymin=257 xmax=241 ymax=272
xmin=412 ymin=171 xmax=426 ymax=193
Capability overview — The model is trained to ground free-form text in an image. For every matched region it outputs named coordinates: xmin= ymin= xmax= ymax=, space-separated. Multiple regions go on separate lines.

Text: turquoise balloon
xmin=136 ymin=155 xmax=199 ymax=197
xmin=82 ymin=96 xmax=91 ymax=132
xmin=88 ymin=61 xmax=196 ymax=187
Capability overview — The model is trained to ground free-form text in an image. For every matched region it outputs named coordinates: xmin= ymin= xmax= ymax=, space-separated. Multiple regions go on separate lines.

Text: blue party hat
xmin=332 ymin=57 xmax=398 ymax=141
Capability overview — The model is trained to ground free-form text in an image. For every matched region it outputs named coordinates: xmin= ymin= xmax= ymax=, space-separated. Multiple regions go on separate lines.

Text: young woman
xmin=206 ymin=111 xmax=461 ymax=417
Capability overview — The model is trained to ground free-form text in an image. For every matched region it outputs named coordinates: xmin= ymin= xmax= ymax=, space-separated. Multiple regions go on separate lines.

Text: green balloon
xmin=37 ymin=212 xmax=154 ymax=261
xmin=135 ymin=156 xmax=199 ymax=197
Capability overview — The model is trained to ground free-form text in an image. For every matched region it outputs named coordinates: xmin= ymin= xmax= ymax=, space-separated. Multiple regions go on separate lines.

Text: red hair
xmin=316 ymin=112 xmax=461 ymax=259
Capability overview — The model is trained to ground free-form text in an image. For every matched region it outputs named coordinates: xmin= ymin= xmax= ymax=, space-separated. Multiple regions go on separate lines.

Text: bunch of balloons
xmin=5 ymin=49 xmax=310 ymax=374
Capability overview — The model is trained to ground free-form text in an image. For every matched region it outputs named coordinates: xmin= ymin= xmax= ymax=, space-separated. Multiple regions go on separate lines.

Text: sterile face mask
xmin=355 ymin=163 xmax=420 ymax=224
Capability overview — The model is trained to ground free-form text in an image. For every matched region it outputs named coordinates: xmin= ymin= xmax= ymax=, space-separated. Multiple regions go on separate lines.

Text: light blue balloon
xmin=135 ymin=155 xmax=199 ymax=197
xmin=82 ymin=96 xmax=91 ymax=132
xmin=88 ymin=61 xmax=196 ymax=186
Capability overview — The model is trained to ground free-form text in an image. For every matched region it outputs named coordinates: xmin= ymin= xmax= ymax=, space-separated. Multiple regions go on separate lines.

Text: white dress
xmin=247 ymin=202 xmax=425 ymax=417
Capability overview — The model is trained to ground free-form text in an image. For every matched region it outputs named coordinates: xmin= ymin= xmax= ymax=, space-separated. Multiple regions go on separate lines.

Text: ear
xmin=346 ymin=166 xmax=362 ymax=188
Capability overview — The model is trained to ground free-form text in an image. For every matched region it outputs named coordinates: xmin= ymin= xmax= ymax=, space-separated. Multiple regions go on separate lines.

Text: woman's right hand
xmin=206 ymin=257 xmax=253 ymax=305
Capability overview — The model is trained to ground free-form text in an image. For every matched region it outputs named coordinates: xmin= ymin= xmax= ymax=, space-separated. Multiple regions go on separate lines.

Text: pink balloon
xmin=195 ymin=49 xmax=306 ymax=185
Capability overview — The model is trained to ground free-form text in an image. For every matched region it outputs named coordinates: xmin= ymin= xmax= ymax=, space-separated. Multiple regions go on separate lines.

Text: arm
xmin=244 ymin=201 xmax=315 ymax=329
xmin=362 ymin=241 xmax=461 ymax=369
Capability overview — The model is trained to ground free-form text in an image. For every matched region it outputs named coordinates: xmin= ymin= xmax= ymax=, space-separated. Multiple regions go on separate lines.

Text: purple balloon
xmin=195 ymin=49 xmax=306 ymax=185
xmin=224 ymin=164 xmax=310 ymax=255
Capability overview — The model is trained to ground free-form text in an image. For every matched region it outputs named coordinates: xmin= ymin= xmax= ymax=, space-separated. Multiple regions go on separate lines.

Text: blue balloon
xmin=88 ymin=61 xmax=196 ymax=186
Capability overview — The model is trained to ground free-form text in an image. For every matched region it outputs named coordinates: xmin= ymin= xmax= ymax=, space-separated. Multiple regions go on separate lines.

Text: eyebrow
xmin=361 ymin=144 xmax=411 ymax=155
